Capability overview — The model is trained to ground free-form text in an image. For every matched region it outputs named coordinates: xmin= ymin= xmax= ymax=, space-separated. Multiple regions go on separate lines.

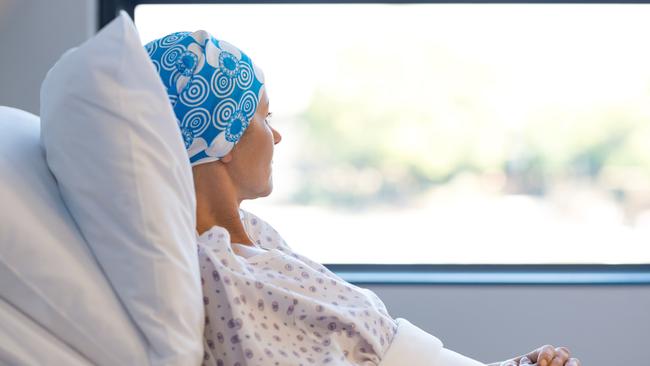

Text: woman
xmin=146 ymin=30 xmax=581 ymax=366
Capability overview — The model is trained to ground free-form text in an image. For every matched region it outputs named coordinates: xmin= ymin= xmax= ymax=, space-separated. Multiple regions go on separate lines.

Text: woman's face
xmin=225 ymin=87 xmax=282 ymax=200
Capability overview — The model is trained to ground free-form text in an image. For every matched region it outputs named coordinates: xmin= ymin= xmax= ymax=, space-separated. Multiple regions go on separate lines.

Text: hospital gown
xmin=197 ymin=208 xmax=398 ymax=366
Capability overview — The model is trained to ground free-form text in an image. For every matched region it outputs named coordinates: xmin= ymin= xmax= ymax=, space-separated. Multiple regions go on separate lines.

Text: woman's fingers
xmin=566 ymin=358 xmax=581 ymax=366
xmin=515 ymin=345 xmax=574 ymax=366
xmin=518 ymin=356 xmax=533 ymax=365
xmin=549 ymin=347 xmax=570 ymax=366
xmin=529 ymin=344 xmax=556 ymax=366
xmin=555 ymin=347 xmax=570 ymax=358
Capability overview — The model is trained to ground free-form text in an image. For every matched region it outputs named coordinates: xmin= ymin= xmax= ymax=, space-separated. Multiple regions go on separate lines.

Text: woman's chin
xmin=266 ymin=180 xmax=274 ymax=196
xmin=259 ymin=179 xmax=273 ymax=198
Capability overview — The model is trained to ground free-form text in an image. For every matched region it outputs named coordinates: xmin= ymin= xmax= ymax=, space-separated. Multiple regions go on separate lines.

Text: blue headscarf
xmin=145 ymin=30 xmax=265 ymax=166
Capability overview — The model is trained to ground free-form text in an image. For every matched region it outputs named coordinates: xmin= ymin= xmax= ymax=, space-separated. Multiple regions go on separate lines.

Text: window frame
xmin=326 ymin=264 xmax=650 ymax=285
xmin=106 ymin=0 xmax=650 ymax=285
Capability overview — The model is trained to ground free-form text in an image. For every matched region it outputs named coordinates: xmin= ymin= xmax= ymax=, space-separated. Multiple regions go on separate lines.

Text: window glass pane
xmin=136 ymin=4 xmax=650 ymax=264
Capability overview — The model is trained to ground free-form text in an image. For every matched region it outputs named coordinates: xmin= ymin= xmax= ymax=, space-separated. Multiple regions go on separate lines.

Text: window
xmin=135 ymin=3 xmax=650 ymax=266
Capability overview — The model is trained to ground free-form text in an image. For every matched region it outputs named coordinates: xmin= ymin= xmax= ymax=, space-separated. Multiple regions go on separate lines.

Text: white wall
xmin=1 ymin=2 xmax=648 ymax=365
xmin=0 ymin=0 xmax=97 ymax=115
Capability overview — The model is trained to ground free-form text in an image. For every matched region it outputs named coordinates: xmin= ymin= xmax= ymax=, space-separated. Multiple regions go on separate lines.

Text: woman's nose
xmin=272 ymin=128 xmax=282 ymax=145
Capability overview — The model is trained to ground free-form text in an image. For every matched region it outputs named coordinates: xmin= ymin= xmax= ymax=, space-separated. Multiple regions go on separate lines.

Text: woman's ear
xmin=220 ymin=151 xmax=233 ymax=163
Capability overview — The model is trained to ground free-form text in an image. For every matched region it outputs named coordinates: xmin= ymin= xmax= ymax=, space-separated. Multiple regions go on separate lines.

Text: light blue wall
xmin=0 ymin=0 xmax=97 ymax=114
xmin=367 ymin=284 xmax=650 ymax=365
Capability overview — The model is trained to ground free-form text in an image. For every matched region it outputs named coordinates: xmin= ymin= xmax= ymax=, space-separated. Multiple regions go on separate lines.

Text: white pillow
xmin=40 ymin=11 xmax=203 ymax=366
xmin=0 ymin=106 xmax=148 ymax=365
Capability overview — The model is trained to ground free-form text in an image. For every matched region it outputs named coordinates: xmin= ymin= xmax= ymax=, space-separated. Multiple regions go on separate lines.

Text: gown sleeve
xmin=379 ymin=318 xmax=486 ymax=366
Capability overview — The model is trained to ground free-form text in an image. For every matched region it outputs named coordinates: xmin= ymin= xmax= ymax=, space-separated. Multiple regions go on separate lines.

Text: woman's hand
xmin=491 ymin=344 xmax=581 ymax=366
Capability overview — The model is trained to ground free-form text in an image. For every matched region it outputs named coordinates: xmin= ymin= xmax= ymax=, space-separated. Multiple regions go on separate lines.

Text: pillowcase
xmin=40 ymin=11 xmax=203 ymax=366
xmin=0 ymin=106 xmax=148 ymax=365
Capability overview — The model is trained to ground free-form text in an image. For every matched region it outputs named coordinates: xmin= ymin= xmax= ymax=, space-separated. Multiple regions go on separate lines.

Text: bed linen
xmin=0 ymin=106 xmax=148 ymax=365
xmin=0 ymin=296 xmax=92 ymax=366
xmin=40 ymin=11 xmax=203 ymax=366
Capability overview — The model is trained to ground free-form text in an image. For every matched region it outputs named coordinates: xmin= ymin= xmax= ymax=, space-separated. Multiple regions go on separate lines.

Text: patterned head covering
xmin=145 ymin=30 xmax=265 ymax=166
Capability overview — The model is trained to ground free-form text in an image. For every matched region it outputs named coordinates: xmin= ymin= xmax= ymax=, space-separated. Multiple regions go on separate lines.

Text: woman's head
xmin=146 ymin=30 xmax=281 ymax=201
xmin=213 ymin=86 xmax=282 ymax=200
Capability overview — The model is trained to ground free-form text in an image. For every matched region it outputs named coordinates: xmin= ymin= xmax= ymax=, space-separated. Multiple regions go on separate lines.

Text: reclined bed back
xmin=0 ymin=106 xmax=149 ymax=365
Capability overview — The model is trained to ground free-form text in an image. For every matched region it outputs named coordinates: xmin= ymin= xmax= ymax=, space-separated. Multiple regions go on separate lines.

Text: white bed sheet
xmin=0 ymin=296 xmax=92 ymax=366
xmin=0 ymin=106 xmax=149 ymax=365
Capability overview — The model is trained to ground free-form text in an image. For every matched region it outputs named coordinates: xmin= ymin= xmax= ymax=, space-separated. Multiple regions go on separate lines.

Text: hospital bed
xmin=0 ymin=11 xmax=204 ymax=366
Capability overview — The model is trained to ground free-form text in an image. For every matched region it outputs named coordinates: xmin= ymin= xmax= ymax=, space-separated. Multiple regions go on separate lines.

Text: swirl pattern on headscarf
xmin=146 ymin=30 xmax=265 ymax=166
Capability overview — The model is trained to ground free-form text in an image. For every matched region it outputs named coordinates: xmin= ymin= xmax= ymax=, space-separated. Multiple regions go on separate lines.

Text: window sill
xmin=324 ymin=264 xmax=650 ymax=285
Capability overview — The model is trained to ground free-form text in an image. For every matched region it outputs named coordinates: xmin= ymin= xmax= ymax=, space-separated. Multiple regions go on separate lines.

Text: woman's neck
xmin=196 ymin=207 xmax=253 ymax=246
xmin=194 ymin=167 xmax=254 ymax=246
